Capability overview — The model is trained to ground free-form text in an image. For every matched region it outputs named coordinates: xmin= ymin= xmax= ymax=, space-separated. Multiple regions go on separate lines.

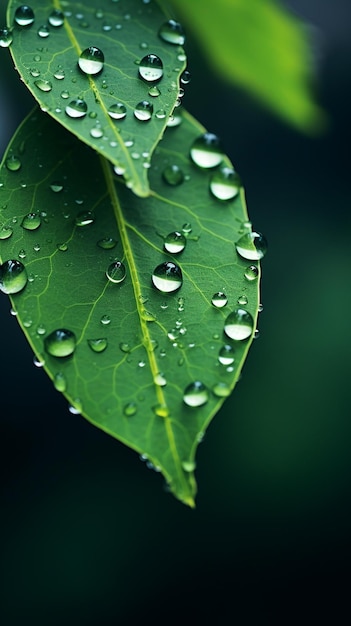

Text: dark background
xmin=1 ymin=1 xmax=350 ymax=623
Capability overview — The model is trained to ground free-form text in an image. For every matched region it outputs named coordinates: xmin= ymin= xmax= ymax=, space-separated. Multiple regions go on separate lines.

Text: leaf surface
xmin=0 ymin=107 xmax=261 ymax=506
xmin=6 ymin=0 xmax=186 ymax=196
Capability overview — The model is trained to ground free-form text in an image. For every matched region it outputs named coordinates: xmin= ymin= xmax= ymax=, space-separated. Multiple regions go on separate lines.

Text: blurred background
xmin=1 ymin=1 xmax=350 ymax=623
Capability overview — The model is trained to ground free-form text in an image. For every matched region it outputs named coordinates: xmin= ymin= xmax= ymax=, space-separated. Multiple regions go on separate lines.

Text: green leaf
xmin=169 ymin=0 xmax=326 ymax=133
xmin=0 ymin=106 xmax=262 ymax=506
xmin=6 ymin=0 xmax=186 ymax=196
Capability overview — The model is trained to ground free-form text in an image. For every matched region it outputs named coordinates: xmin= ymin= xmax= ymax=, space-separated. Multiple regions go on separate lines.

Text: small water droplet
xmin=100 ymin=314 xmax=111 ymax=325
xmin=0 ymin=260 xmax=27 ymax=294
xmin=258 ymin=303 xmax=264 ymax=312
xmin=211 ymin=291 xmax=228 ymax=308
xmin=106 ymin=260 xmax=126 ymax=283
xmin=180 ymin=70 xmax=191 ymax=84
xmin=33 ymin=353 xmax=45 ymax=367
xmin=78 ymin=46 xmax=104 ymax=75
xmin=48 ymin=10 xmax=64 ymax=27
xmin=164 ymin=231 xmax=186 ymax=254
xmin=57 ymin=242 xmax=68 ymax=251
xmin=90 ymin=126 xmax=103 ymax=138
xmin=75 ymin=210 xmax=94 ymax=226
xmin=181 ymin=223 xmax=192 ymax=235
xmin=60 ymin=90 xmax=70 ymax=99
xmin=177 ymin=296 xmax=185 ymax=312
xmin=5 ymin=155 xmax=21 ymax=171
xmin=152 ymin=261 xmax=182 ymax=293
xmin=53 ymin=67 xmax=65 ymax=80
xmin=139 ymin=53 xmax=163 ymax=82
xmin=218 ymin=344 xmax=235 ymax=365
xmin=0 ymin=226 xmax=13 ymax=240
xmin=14 ymin=6 xmax=35 ymax=27
xmin=21 ymin=212 xmax=41 ymax=230
xmin=152 ymin=403 xmax=169 ymax=418
xmin=183 ymin=381 xmax=209 ymax=407
xmin=244 ymin=265 xmax=259 ymax=281
xmin=190 ymin=132 xmax=224 ymax=169
xmin=37 ymin=24 xmax=50 ymax=38
xmin=210 ymin=166 xmax=241 ymax=201
xmin=212 ymin=381 xmax=231 ymax=397
xmin=87 ymin=337 xmax=108 ymax=352
xmin=154 ymin=372 xmax=167 ymax=386
xmin=34 ymin=78 xmax=52 ymax=92
xmin=162 ymin=164 xmax=184 ymax=186
xmin=119 ymin=342 xmax=130 ymax=353
xmin=50 ymin=181 xmax=63 ymax=192
xmin=36 ymin=323 xmax=46 ymax=335
xmin=0 ymin=27 xmax=13 ymax=47
xmin=53 ymin=371 xmax=66 ymax=392
xmin=123 ymin=402 xmax=137 ymax=417
xmin=68 ymin=398 xmax=82 ymax=414
xmin=65 ymin=98 xmax=88 ymax=118
xmin=18 ymin=249 xmax=26 ymax=259
xmin=134 ymin=100 xmax=153 ymax=121
xmin=44 ymin=329 xmax=76 ymax=357
xmin=235 ymin=232 xmax=268 ymax=260
xmin=30 ymin=67 xmax=40 ymax=77
xmin=224 ymin=309 xmax=254 ymax=341
xmin=154 ymin=109 xmax=166 ymax=120
xmin=148 ymin=85 xmax=161 ymax=97
xmin=97 ymin=237 xmax=117 ymax=249
xmin=237 ymin=294 xmax=248 ymax=305
xmin=107 ymin=102 xmax=127 ymax=119
xmin=182 ymin=460 xmax=196 ymax=472
xmin=158 ymin=19 xmax=185 ymax=45
xmin=138 ymin=360 xmax=146 ymax=368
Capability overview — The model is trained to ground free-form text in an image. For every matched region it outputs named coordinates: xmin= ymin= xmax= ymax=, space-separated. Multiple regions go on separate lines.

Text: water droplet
xmin=162 ymin=164 xmax=184 ymax=186
xmin=244 ymin=265 xmax=259 ymax=281
xmin=36 ymin=323 xmax=46 ymax=335
xmin=237 ymin=294 xmax=248 ymax=305
xmin=218 ymin=344 xmax=235 ymax=365
xmin=65 ymin=98 xmax=88 ymax=118
xmin=158 ymin=19 xmax=185 ymax=45
xmin=0 ymin=226 xmax=13 ymax=240
xmin=119 ymin=342 xmax=131 ymax=353
xmin=210 ymin=166 xmax=241 ymax=201
xmin=87 ymin=337 xmax=108 ymax=352
xmin=90 ymin=126 xmax=103 ymax=138
xmin=152 ymin=261 xmax=183 ymax=293
xmin=138 ymin=360 xmax=145 ymax=368
xmin=258 ymin=303 xmax=264 ymax=312
xmin=57 ymin=242 xmax=68 ymax=252
xmin=48 ymin=10 xmax=64 ymax=27
xmin=33 ymin=353 xmax=45 ymax=367
xmin=152 ymin=403 xmax=169 ymax=418
xmin=78 ymin=46 xmax=104 ymax=75
xmin=44 ymin=329 xmax=76 ymax=357
xmin=30 ymin=67 xmax=40 ymax=77
xmin=180 ymin=70 xmax=191 ymax=84
xmin=97 ymin=237 xmax=117 ymax=249
xmin=154 ymin=372 xmax=167 ymax=386
xmin=166 ymin=110 xmax=182 ymax=127
xmin=53 ymin=371 xmax=67 ymax=392
xmin=164 ymin=231 xmax=186 ymax=254
xmin=0 ymin=260 xmax=27 ymax=294
xmin=134 ymin=100 xmax=153 ymax=121
xmin=148 ymin=85 xmax=160 ymax=97
xmin=37 ymin=24 xmax=50 ymax=38
xmin=75 ymin=210 xmax=94 ymax=226
xmin=212 ymin=382 xmax=231 ymax=397
xmin=183 ymin=381 xmax=208 ymax=407
xmin=106 ymin=260 xmax=126 ymax=283
xmin=100 ymin=314 xmax=111 ymax=325
xmin=181 ymin=223 xmax=192 ymax=235
xmin=123 ymin=402 xmax=137 ymax=417
xmin=107 ymin=102 xmax=127 ymax=119
xmin=235 ymin=232 xmax=268 ymax=260
xmin=177 ymin=296 xmax=185 ymax=312
xmin=18 ymin=249 xmax=26 ymax=259
xmin=21 ymin=212 xmax=41 ymax=230
xmin=14 ymin=6 xmax=35 ymax=27
xmin=139 ymin=54 xmax=163 ymax=82
xmin=190 ymin=132 xmax=224 ymax=169
xmin=53 ymin=67 xmax=65 ymax=80
xmin=0 ymin=27 xmax=13 ymax=47
xmin=60 ymin=90 xmax=70 ymax=99
xmin=5 ymin=155 xmax=21 ymax=171
xmin=211 ymin=291 xmax=228 ymax=308
xmin=50 ymin=181 xmax=63 ymax=192
xmin=68 ymin=399 xmax=82 ymax=414
xmin=224 ymin=309 xmax=254 ymax=341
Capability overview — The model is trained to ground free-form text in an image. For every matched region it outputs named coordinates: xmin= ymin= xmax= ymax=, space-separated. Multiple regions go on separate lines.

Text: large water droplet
xmin=78 ymin=46 xmax=104 ymax=75
xmin=224 ymin=308 xmax=254 ymax=340
xmin=210 ymin=166 xmax=241 ymax=201
xmin=139 ymin=54 xmax=163 ymax=82
xmin=162 ymin=164 xmax=184 ymax=186
xmin=44 ymin=329 xmax=76 ymax=357
xmin=5 ymin=155 xmax=21 ymax=171
xmin=134 ymin=100 xmax=153 ymax=121
xmin=244 ymin=265 xmax=259 ymax=281
xmin=65 ymin=98 xmax=88 ymax=118
xmin=190 ymin=132 xmax=224 ymax=168
xmin=48 ymin=10 xmax=64 ymax=27
xmin=0 ymin=27 xmax=13 ymax=47
xmin=235 ymin=232 xmax=268 ymax=260
xmin=106 ymin=260 xmax=126 ymax=283
xmin=152 ymin=261 xmax=183 ymax=293
xmin=218 ymin=344 xmax=235 ymax=365
xmin=211 ymin=291 xmax=228 ymax=308
xmin=87 ymin=337 xmax=108 ymax=352
xmin=158 ymin=19 xmax=185 ymax=45
xmin=108 ymin=102 xmax=127 ymax=119
xmin=164 ymin=231 xmax=186 ymax=254
xmin=183 ymin=381 xmax=209 ymax=407
xmin=0 ymin=259 xmax=27 ymax=294
xmin=14 ymin=6 xmax=35 ymax=27
xmin=21 ymin=212 xmax=41 ymax=230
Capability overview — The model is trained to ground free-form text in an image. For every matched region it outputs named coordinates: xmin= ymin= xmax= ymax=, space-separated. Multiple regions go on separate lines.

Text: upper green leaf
xmin=0 ymin=106 xmax=262 ymax=506
xmin=169 ymin=0 xmax=326 ymax=133
xmin=6 ymin=0 xmax=187 ymax=196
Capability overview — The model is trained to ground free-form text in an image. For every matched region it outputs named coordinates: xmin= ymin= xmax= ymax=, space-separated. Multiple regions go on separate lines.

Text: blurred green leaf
xmin=0 ymin=106 xmax=261 ymax=506
xmin=169 ymin=0 xmax=326 ymax=133
xmin=6 ymin=0 xmax=186 ymax=196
